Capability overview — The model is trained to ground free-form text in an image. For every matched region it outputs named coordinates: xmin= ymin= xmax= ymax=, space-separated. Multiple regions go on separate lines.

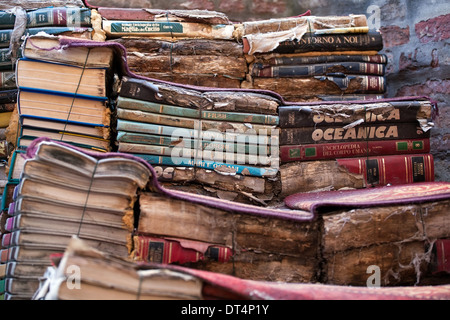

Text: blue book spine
xmin=117 ymin=119 xmax=276 ymax=145
xmin=131 ymin=154 xmax=278 ymax=178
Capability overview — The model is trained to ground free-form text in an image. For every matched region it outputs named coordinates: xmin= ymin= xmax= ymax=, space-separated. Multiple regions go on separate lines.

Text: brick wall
xmin=88 ymin=0 xmax=450 ymax=181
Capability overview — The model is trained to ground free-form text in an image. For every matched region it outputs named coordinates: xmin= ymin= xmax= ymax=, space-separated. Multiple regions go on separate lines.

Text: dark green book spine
xmin=0 ymin=7 xmax=91 ymax=29
xmin=252 ymin=61 xmax=386 ymax=77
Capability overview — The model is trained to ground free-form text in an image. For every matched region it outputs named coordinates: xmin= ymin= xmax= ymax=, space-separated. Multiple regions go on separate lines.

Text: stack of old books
xmin=98 ymin=7 xmax=246 ymax=88
xmin=0 ymin=139 xmax=151 ymax=300
xmin=115 ymin=75 xmax=281 ymax=205
xmin=13 ymin=34 xmax=114 ymax=153
xmin=277 ymin=97 xmax=437 ymax=196
xmin=32 ymin=237 xmax=450 ymax=300
xmin=239 ymin=12 xmax=386 ymax=102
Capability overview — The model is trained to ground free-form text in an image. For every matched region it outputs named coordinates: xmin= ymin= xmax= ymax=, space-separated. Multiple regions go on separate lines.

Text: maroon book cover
xmin=280 ymin=139 xmax=430 ymax=162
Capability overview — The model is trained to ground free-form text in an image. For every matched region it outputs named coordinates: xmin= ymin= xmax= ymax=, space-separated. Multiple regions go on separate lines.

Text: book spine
xmin=102 ymin=20 xmax=234 ymax=40
xmin=336 ymin=154 xmax=434 ymax=186
xmin=117 ymin=108 xmax=278 ymax=135
xmin=117 ymin=142 xmax=275 ymax=166
xmin=0 ymin=48 xmax=14 ymax=70
xmin=269 ymin=54 xmax=388 ymax=66
xmin=0 ymin=247 xmax=12 ymax=263
xmin=117 ymin=96 xmax=279 ymax=125
xmin=1 ymin=231 xmax=13 ymax=247
xmin=0 ymin=140 xmax=9 ymax=159
xmin=0 ymin=71 xmax=15 ymax=90
xmin=265 ymin=31 xmax=384 ymax=54
xmin=117 ymin=131 xmax=272 ymax=154
xmin=431 ymin=239 xmax=450 ymax=274
xmin=280 ymin=139 xmax=431 ymax=162
xmin=27 ymin=7 xmax=91 ymax=28
xmin=117 ymin=119 xmax=277 ymax=145
xmin=0 ymin=7 xmax=91 ymax=29
xmin=278 ymin=100 xmax=431 ymax=128
xmin=280 ymin=122 xmax=429 ymax=145
xmin=0 ymin=103 xmax=15 ymax=113
xmin=131 ymin=154 xmax=279 ymax=178
xmin=132 ymin=235 xmax=232 ymax=264
xmin=252 ymin=62 xmax=386 ymax=77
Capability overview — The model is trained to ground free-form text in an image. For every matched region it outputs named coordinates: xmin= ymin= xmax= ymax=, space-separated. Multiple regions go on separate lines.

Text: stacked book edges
xmin=1 ymin=139 xmax=151 ymax=299
xmin=94 ymin=7 xmax=386 ymax=101
xmin=15 ymin=35 xmax=115 ymax=154
xmin=2 ymin=140 xmax=450 ymax=300
xmin=33 ymin=237 xmax=450 ymax=300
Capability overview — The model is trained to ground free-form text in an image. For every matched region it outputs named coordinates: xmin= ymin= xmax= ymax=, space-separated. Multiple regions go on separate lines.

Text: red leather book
xmin=280 ymin=139 xmax=430 ymax=162
xmin=431 ymin=239 xmax=450 ymax=274
xmin=132 ymin=234 xmax=233 ymax=265
xmin=336 ymin=153 xmax=434 ymax=186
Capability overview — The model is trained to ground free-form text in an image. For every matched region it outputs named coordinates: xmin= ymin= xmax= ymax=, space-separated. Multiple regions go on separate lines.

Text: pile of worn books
xmin=0 ymin=2 xmax=449 ymax=301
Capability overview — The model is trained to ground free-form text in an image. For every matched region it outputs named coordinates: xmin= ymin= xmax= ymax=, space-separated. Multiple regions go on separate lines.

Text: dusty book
xmin=0 ymin=1 xmax=84 ymax=11
xmin=22 ymin=35 xmax=114 ymax=68
xmin=284 ymin=183 xmax=450 ymax=285
xmin=0 ymin=7 xmax=92 ymax=29
xmin=238 ymin=13 xmax=370 ymax=55
xmin=126 ymin=54 xmax=247 ymax=80
xmin=279 ymin=153 xmax=434 ymax=195
xmin=279 ymin=121 xmax=428 ymax=145
xmin=280 ymin=139 xmax=431 ymax=162
xmin=117 ymin=131 xmax=274 ymax=154
xmin=117 ymin=142 xmax=276 ymax=167
xmin=135 ymin=191 xmax=319 ymax=283
xmin=20 ymin=115 xmax=110 ymax=140
xmin=19 ymin=126 xmax=111 ymax=152
xmin=278 ymin=97 xmax=435 ymax=128
xmin=17 ymin=90 xmax=110 ymax=127
xmin=118 ymin=76 xmax=281 ymax=115
xmin=244 ymin=30 xmax=383 ymax=55
xmin=111 ymin=37 xmax=243 ymax=57
xmin=251 ymin=61 xmax=386 ymax=77
xmin=245 ymin=74 xmax=386 ymax=102
xmin=102 ymin=20 xmax=235 ymax=40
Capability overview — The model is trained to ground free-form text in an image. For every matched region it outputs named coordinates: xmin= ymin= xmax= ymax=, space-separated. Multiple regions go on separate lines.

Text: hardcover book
xmin=279 ymin=153 xmax=435 ymax=195
xmin=34 ymin=236 xmax=450 ymax=300
xmin=0 ymin=7 xmax=91 ymax=29
xmin=280 ymin=139 xmax=431 ymax=162
xmin=277 ymin=97 xmax=434 ymax=128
